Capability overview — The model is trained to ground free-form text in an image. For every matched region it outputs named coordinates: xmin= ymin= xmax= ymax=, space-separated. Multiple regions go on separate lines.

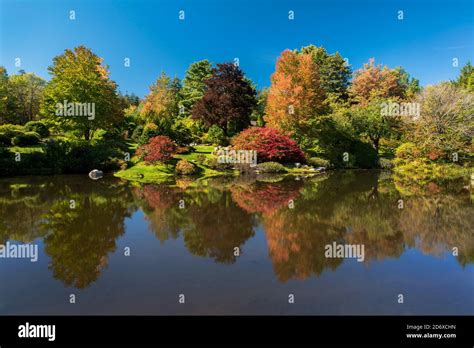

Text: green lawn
xmin=114 ymin=161 xmax=175 ymax=183
xmin=114 ymin=144 xmax=225 ymax=183
xmin=175 ymin=145 xmax=214 ymax=161
xmin=114 ymin=144 xmax=328 ymax=184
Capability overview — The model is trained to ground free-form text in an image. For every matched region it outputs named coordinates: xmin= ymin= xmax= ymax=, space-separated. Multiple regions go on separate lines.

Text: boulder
xmin=88 ymin=169 xmax=104 ymax=180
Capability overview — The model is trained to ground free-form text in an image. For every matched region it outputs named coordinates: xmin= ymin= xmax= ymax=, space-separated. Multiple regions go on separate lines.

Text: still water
xmin=0 ymin=171 xmax=473 ymax=315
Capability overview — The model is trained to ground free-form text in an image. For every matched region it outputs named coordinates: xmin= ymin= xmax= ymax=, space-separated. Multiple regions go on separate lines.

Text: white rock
xmin=88 ymin=169 xmax=103 ymax=180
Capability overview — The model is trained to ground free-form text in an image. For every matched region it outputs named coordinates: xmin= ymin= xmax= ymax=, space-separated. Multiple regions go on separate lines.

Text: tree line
xmin=0 ymin=44 xmax=473 ymax=170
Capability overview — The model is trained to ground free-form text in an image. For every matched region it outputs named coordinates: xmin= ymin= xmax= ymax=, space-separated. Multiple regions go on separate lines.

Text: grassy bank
xmin=114 ymin=144 xmax=326 ymax=184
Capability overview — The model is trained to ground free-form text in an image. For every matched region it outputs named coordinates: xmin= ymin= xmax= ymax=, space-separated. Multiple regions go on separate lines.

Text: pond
xmin=0 ymin=171 xmax=473 ymax=315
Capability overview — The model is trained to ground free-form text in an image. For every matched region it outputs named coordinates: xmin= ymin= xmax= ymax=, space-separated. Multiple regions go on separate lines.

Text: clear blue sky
xmin=1 ymin=0 xmax=473 ymax=97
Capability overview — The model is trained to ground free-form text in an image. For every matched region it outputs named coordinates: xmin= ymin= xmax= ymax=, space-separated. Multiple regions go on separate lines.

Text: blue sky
xmin=1 ymin=0 xmax=473 ymax=97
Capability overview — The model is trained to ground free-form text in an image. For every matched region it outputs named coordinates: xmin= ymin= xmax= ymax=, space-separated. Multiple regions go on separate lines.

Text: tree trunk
xmin=372 ymin=138 xmax=379 ymax=153
xmin=84 ymin=128 xmax=90 ymax=140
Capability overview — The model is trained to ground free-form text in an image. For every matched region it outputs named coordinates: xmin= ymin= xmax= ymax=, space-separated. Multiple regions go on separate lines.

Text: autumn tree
xmin=413 ymin=83 xmax=474 ymax=157
xmin=231 ymin=127 xmax=306 ymax=163
xmin=181 ymin=59 xmax=212 ymax=117
xmin=41 ymin=46 xmax=123 ymax=140
xmin=300 ymin=45 xmax=351 ymax=101
xmin=140 ymin=73 xmax=182 ymax=122
xmin=265 ymin=50 xmax=326 ymax=137
xmin=136 ymin=135 xmax=177 ymax=163
xmin=192 ymin=63 xmax=256 ymax=135
xmin=349 ymin=58 xmax=405 ymax=105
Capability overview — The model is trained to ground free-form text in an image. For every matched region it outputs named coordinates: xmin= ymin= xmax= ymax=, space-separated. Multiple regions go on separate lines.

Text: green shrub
xmin=0 ymin=133 xmax=11 ymax=146
xmin=308 ymin=157 xmax=331 ymax=168
xmin=395 ymin=142 xmax=422 ymax=160
xmin=25 ymin=121 xmax=50 ymax=138
xmin=138 ymin=123 xmax=160 ymax=145
xmin=43 ymin=139 xmax=69 ymax=172
xmin=205 ymin=125 xmax=226 ymax=145
xmin=379 ymin=158 xmax=394 ymax=169
xmin=171 ymin=121 xmax=194 ymax=146
xmin=196 ymin=153 xmax=207 ymax=164
xmin=11 ymin=132 xmax=41 ymax=146
xmin=131 ymin=125 xmax=144 ymax=142
xmin=0 ymin=125 xmax=26 ymax=146
xmin=204 ymin=156 xmax=233 ymax=171
xmin=175 ymin=159 xmax=196 ymax=175
xmin=0 ymin=124 xmax=25 ymax=133
xmin=256 ymin=161 xmax=287 ymax=173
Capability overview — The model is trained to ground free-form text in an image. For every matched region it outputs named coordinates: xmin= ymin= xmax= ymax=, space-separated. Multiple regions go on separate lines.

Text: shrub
xmin=43 ymin=139 xmax=70 ymax=172
xmin=136 ymin=135 xmax=177 ymax=163
xmin=205 ymin=124 xmax=226 ymax=145
xmin=25 ymin=121 xmax=50 ymax=138
xmin=131 ymin=125 xmax=144 ymax=142
xmin=255 ymin=161 xmax=287 ymax=173
xmin=0 ymin=133 xmax=11 ymax=146
xmin=175 ymin=146 xmax=190 ymax=154
xmin=204 ymin=156 xmax=233 ymax=171
xmin=196 ymin=153 xmax=207 ymax=164
xmin=231 ymin=127 xmax=306 ymax=164
xmin=379 ymin=158 xmax=394 ymax=169
xmin=175 ymin=159 xmax=196 ymax=175
xmin=138 ymin=123 xmax=160 ymax=145
xmin=395 ymin=142 xmax=422 ymax=160
xmin=308 ymin=157 xmax=331 ymax=168
xmin=171 ymin=121 xmax=194 ymax=146
xmin=0 ymin=124 xmax=25 ymax=133
xmin=11 ymin=132 xmax=41 ymax=146
xmin=350 ymin=140 xmax=378 ymax=168
xmin=0 ymin=125 xmax=26 ymax=145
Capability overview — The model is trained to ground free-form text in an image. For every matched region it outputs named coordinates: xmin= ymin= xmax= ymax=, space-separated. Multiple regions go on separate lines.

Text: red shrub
xmin=230 ymin=127 xmax=306 ymax=163
xmin=136 ymin=135 xmax=177 ymax=163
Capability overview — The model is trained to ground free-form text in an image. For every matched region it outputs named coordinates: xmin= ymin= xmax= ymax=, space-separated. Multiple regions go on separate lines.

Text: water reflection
xmin=0 ymin=176 xmax=135 ymax=288
xmin=0 ymin=171 xmax=472 ymax=290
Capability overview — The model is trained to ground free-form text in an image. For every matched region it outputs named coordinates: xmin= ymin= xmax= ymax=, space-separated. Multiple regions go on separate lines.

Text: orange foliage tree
xmin=264 ymin=50 xmax=326 ymax=137
xmin=349 ymin=58 xmax=404 ymax=105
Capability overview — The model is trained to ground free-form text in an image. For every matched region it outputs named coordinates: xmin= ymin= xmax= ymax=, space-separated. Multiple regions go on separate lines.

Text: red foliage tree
xmin=192 ymin=63 xmax=257 ymax=135
xmin=230 ymin=127 xmax=306 ymax=163
xmin=136 ymin=135 xmax=177 ymax=163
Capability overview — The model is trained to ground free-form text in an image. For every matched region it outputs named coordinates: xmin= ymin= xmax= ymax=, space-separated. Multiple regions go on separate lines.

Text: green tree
xmin=0 ymin=66 xmax=9 ymax=124
xmin=350 ymin=98 xmax=401 ymax=153
xmin=252 ymin=88 xmax=268 ymax=126
xmin=0 ymin=68 xmax=46 ymax=124
xmin=41 ymin=46 xmax=123 ymax=140
xmin=453 ymin=62 xmax=474 ymax=92
xmin=300 ymin=45 xmax=352 ymax=101
xmin=393 ymin=67 xmax=421 ymax=99
xmin=8 ymin=71 xmax=46 ymax=124
xmin=181 ymin=60 xmax=212 ymax=117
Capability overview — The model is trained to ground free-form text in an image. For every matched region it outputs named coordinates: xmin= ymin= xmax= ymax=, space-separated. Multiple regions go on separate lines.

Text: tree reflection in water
xmin=0 ymin=170 xmax=472 ymax=288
